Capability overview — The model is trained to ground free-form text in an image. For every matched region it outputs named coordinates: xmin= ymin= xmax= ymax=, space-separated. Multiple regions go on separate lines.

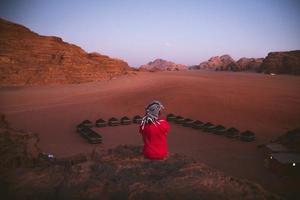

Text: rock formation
xmin=191 ymin=51 xmax=300 ymax=75
xmin=190 ymin=55 xmax=264 ymax=72
xmin=140 ymin=58 xmax=187 ymax=71
xmin=236 ymin=57 xmax=264 ymax=72
xmin=260 ymin=50 xmax=300 ymax=75
xmin=190 ymin=55 xmax=239 ymax=71
xmin=0 ymin=18 xmax=131 ymax=86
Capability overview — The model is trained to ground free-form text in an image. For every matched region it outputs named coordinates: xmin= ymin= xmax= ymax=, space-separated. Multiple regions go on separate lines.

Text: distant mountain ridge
xmin=140 ymin=59 xmax=187 ymax=71
xmin=189 ymin=55 xmax=263 ymax=72
xmin=189 ymin=51 xmax=300 ymax=75
xmin=0 ymin=18 xmax=131 ymax=86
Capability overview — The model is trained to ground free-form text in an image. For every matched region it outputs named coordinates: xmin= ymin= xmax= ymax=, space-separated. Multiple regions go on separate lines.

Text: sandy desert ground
xmin=1 ymin=71 xmax=300 ymax=197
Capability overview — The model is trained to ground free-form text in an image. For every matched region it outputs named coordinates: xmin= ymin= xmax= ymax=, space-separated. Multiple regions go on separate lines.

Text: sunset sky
xmin=1 ymin=0 xmax=300 ymax=67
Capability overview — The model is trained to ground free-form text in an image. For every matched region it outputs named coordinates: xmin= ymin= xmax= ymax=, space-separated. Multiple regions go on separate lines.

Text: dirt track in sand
xmin=0 ymin=71 xmax=300 ymax=197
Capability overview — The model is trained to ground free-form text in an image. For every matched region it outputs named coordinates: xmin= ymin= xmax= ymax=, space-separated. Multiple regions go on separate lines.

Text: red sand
xmin=1 ymin=71 xmax=300 ymax=196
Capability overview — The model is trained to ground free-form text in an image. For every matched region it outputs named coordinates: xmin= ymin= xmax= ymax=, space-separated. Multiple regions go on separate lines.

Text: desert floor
xmin=1 ymin=71 xmax=300 ymax=197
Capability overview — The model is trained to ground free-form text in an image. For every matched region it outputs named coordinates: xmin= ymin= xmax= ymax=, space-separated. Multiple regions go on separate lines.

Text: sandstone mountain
xmin=261 ymin=50 xmax=300 ymax=75
xmin=140 ymin=58 xmax=187 ymax=71
xmin=190 ymin=51 xmax=300 ymax=75
xmin=236 ymin=57 xmax=264 ymax=72
xmin=0 ymin=18 xmax=131 ymax=86
xmin=190 ymin=55 xmax=239 ymax=71
xmin=190 ymin=55 xmax=263 ymax=72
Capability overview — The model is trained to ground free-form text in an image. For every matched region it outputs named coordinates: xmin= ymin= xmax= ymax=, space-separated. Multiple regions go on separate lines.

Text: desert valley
xmin=1 ymin=17 xmax=300 ymax=200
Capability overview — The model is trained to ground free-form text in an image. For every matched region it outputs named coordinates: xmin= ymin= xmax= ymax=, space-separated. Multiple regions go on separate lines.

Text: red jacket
xmin=139 ymin=118 xmax=170 ymax=160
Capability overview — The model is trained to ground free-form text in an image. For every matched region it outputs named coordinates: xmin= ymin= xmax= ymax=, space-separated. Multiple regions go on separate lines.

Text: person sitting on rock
xmin=139 ymin=100 xmax=170 ymax=160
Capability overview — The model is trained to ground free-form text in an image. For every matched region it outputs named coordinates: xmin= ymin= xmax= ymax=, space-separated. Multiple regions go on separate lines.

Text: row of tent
xmin=81 ymin=115 xmax=143 ymax=128
xmin=76 ymin=116 xmax=143 ymax=144
xmin=166 ymin=113 xmax=256 ymax=142
xmin=76 ymin=114 xmax=255 ymax=143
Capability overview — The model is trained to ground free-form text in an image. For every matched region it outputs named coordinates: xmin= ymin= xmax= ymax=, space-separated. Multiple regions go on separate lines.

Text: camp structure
xmin=212 ymin=125 xmax=227 ymax=135
xmin=133 ymin=115 xmax=142 ymax=124
xmin=108 ymin=117 xmax=120 ymax=126
xmin=121 ymin=116 xmax=132 ymax=125
xmin=201 ymin=122 xmax=215 ymax=132
xmin=174 ymin=116 xmax=185 ymax=124
xmin=192 ymin=120 xmax=204 ymax=129
xmin=76 ymin=124 xmax=102 ymax=144
xmin=273 ymin=128 xmax=300 ymax=153
xmin=262 ymin=143 xmax=290 ymax=157
xmin=267 ymin=153 xmax=300 ymax=176
xmin=260 ymin=128 xmax=300 ymax=175
xmin=182 ymin=118 xmax=194 ymax=127
xmin=77 ymin=123 xmax=85 ymax=133
xmin=225 ymin=127 xmax=239 ymax=138
xmin=240 ymin=130 xmax=256 ymax=142
xmin=81 ymin=120 xmax=93 ymax=128
xmin=166 ymin=113 xmax=176 ymax=122
xmin=95 ymin=118 xmax=107 ymax=128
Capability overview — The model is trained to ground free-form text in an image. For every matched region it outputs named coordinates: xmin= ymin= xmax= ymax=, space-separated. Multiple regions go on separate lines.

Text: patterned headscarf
xmin=141 ymin=100 xmax=164 ymax=130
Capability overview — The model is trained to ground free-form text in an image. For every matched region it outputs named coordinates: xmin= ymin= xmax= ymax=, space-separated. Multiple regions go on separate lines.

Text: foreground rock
xmin=261 ymin=50 xmax=300 ymax=75
xmin=0 ymin=115 xmax=281 ymax=200
xmin=140 ymin=58 xmax=187 ymax=71
xmin=0 ymin=18 xmax=131 ymax=86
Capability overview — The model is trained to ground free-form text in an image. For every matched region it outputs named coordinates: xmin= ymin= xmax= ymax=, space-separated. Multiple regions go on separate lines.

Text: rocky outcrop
xmin=190 ymin=55 xmax=265 ymax=72
xmin=260 ymin=50 xmax=300 ymax=75
xmin=0 ymin=18 xmax=131 ymax=86
xmin=236 ymin=57 xmax=264 ymax=72
xmin=190 ymin=55 xmax=239 ymax=71
xmin=0 ymin=114 xmax=41 ymax=175
xmin=140 ymin=59 xmax=187 ymax=71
